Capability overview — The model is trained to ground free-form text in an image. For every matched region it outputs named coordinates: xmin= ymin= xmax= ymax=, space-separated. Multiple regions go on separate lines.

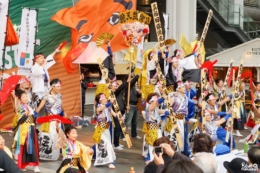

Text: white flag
xmin=17 ymin=8 xmax=37 ymax=76
xmin=163 ymin=13 xmax=169 ymax=40
xmin=136 ymin=38 xmax=144 ymax=69
xmin=0 ymin=0 xmax=9 ymax=69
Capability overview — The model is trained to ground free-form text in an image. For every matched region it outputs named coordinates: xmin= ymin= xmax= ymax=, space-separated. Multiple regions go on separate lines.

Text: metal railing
xmin=208 ymin=0 xmax=260 ymax=39
xmin=205 ymin=48 xmax=229 ymax=54
xmin=244 ymin=0 xmax=259 ymax=7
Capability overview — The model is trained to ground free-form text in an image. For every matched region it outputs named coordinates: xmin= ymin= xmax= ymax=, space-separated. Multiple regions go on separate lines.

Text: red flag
xmin=5 ymin=17 xmax=19 ymax=46
xmin=37 ymin=115 xmax=72 ymax=124
xmin=51 ymin=0 xmax=137 ymax=73
xmin=200 ymin=60 xmax=218 ymax=77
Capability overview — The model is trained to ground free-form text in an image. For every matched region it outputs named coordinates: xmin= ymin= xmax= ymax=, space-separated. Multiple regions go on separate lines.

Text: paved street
xmin=1 ymin=105 xmax=252 ymax=173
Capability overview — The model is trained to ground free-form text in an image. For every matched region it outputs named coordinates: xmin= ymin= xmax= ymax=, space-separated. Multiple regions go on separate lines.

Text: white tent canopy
xmin=207 ymin=38 xmax=260 ymax=67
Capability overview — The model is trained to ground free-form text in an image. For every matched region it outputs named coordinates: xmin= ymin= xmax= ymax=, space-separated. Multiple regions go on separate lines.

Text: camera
xmin=154 ymin=146 xmax=163 ymax=156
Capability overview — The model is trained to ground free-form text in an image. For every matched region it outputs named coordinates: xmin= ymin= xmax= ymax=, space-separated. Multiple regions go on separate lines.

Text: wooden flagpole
xmin=199 ymin=9 xmax=213 ymax=133
xmin=127 ymin=46 xmax=134 ymax=113
xmin=98 ymin=58 xmax=132 ymax=148
xmin=151 ymin=2 xmax=183 ymax=149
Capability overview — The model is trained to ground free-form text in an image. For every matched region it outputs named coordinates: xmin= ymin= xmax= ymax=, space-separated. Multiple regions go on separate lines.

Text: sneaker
xmin=114 ymin=146 xmax=123 ymax=150
xmin=21 ymin=168 xmax=27 ymax=172
xmin=244 ymin=126 xmax=248 ymax=130
xmin=33 ymin=166 xmax=41 ymax=173
xmin=133 ymin=136 xmax=142 ymax=139
xmin=233 ymin=132 xmax=243 ymax=137
xmin=239 ymin=138 xmax=247 ymax=143
xmin=75 ymin=125 xmax=82 ymax=129
xmin=121 ymin=138 xmax=126 ymax=142
xmin=113 ymin=144 xmax=124 ymax=148
xmin=108 ymin=163 xmax=115 ymax=169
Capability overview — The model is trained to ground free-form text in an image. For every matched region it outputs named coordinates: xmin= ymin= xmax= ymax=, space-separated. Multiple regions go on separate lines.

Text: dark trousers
xmin=81 ymin=94 xmax=85 ymax=116
xmin=113 ymin=116 xmax=122 ymax=147
xmin=125 ymin=105 xmax=138 ymax=137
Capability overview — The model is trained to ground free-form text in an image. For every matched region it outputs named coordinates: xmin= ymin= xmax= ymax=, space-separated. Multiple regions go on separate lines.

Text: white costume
xmin=30 ymin=55 xmax=54 ymax=99
xmin=178 ymin=54 xmax=197 ymax=69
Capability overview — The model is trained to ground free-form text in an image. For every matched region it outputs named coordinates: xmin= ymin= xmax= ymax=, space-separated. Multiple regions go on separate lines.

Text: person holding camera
xmin=152 ymin=138 xmax=191 ymax=173
xmin=144 ymin=136 xmax=190 ymax=173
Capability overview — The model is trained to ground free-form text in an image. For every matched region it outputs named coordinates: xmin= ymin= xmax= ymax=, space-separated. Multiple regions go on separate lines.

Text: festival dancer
xmin=111 ymin=80 xmax=127 ymax=149
xmin=142 ymin=93 xmax=169 ymax=164
xmin=213 ymin=78 xmax=224 ymax=98
xmin=12 ymin=90 xmax=40 ymax=172
xmin=173 ymin=49 xmax=198 ymax=69
xmin=195 ymin=54 xmax=203 ymax=68
xmin=93 ymin=93 xmax=116 ymax=169
xmin=142 ymin=49 xmax=158 ymax=100
xmin=239 ymin=99 xmax=260 ymax=143
xmin=30 ymin=49 xmax=59 ymax=100
xmin=154 ymin=81 xmax=167 ymax=134
xmin=158 ymin=47 xmax=169 ymax=75
xmin=94 ymin=42 xmax=115 ymax=124
xmin=56 ymin=125 xmax=93 ymax=173
xmin=95 ymin=41 xmax=115 ymax=99
xmin=165 ymin=56 xmax=201 ymax=93
xmin=245 ymin=82 xmax=260 ymax=128
xmin=12 ymin=78 xmax=34 ymax=131
xmin=204 ymin=93 xmax=235 ymax=148
xmin=164 ymin=81 xmax=191 ymax=156
xmin=202 ymin=109 xmax=232 ymax=155
xmin=232 ymin=81 xmax=246 ymax=137
xmin=35 ymin=78 xmax=66 ymax=161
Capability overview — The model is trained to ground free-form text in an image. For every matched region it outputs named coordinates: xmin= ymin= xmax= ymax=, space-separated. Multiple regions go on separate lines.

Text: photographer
xmin=144 ymin=137 xmax=190 ymax=173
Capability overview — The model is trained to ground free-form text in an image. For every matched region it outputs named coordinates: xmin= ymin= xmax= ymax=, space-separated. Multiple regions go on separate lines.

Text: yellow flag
xmin=124 ymin=46 xmax=138 ymax=64
xmin=191 ymin=40 xmax=206 ymax=63
xmin=179 ymin=33 xmax=192 ymax=56
xmin=139 ymin=48 xmax=154 ymax=97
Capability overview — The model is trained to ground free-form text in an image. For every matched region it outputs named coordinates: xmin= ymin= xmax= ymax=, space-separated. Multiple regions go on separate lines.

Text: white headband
xmin=99 ymin=94 xmax=106 ymax=101
xmin=52 ymin=81 xmax=61 ymax=87
xmin=169 ymin=56 xmax=178 ymax=63
xmin=149 ymin=95 xmax=158 ymax=103
xmin=184 ymin=81 xmax=192 ymax=85
xmin=112 ymin=81 xmax=118 ymax=87
xmin=19 ymin=78 xmax=29 ymax=84
xmin=177 ymin=82 xmax=184 ymax=89
xmin=176 ymin=49 xmax=183 ymax=56
xmin=150 ymin=51 xmax=157 ymax=58
xmin=207 ymin=95 xmax=215 ymax=101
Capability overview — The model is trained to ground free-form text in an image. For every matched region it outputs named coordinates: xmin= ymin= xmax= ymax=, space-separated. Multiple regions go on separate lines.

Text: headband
xmin=177 ymin=81 xmax=184 ymax=89
xmin=52 ymin=81 xmax=61 ymax=87
xmin=184 ymin=80 xmax=192 ymax=85
xmin=150 ymin=51 xmax=157 ymax=58
xmin=112 ymin=81 xmax=118 ymax=87
xmin=99 ymin=94 xmax=106 ymax=101
xmin=34 ymin=54 xmax=44 ymax=61
xmin=207 ymin=94 xmax=215 ymax=101
xmin=176 ymin=49 xmax=183 ymax=56
xmin=19 ymin=78 xmax=29 ymax=84
xmin=156 ymin=81 xmax=162 ymax=87
xmin=149 ymin=95 xmax=158 ymax=103
xmin=171 ymin=56 xmax=178 ymax=63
